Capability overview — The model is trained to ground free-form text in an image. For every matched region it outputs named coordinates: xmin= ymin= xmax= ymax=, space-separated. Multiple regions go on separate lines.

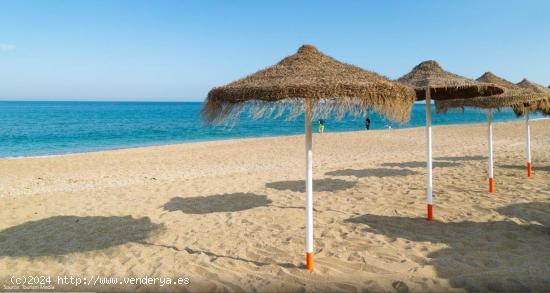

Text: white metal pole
xmin=487 ymin=110 xmax=494 ymax=192
xmin=305 ymin=99 xmax=314 ymax=271
xmin=525 ymin=111 xmax=532 ymax=177
xmin=425 ymin=87 xmax=433 ymax=221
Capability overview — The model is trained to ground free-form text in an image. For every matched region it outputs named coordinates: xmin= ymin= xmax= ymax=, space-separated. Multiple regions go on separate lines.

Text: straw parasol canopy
xmin=397 ymin=60 xmax=504 ymax=100
xmin=477 ymin=71 xmax=517 ymax=88
xmin=202 ymin=45 xmax=416 ymax=124
xmin=511 ymin=79 xmax=550 ymax=116
xmin=435 ymin=72 xmax=550 ymax=113
xmin=517 ymin=78 xmax=550 ymax=92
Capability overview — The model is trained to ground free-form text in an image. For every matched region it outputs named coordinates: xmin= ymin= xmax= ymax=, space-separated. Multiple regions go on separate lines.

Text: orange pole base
xmin=427 ymin=204 xmax=433 ymax=221
xmin=527 ymin=162 xmax=532 ymax=177
xmin=489 ymin=177 xmax=495 ymax=193
xmin=306 ymin=252 xmax=313 ymax=271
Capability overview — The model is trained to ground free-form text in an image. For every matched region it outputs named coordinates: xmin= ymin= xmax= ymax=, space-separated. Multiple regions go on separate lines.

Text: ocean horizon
xmin=0 ymin=100 xmax=543 ymax=158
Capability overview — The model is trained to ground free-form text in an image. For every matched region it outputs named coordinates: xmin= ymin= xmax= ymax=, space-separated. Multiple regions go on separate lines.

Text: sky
xmin=0 ymin=0 xmax=549 ymax=101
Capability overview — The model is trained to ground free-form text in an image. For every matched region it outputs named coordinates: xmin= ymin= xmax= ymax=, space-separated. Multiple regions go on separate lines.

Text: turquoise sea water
xmin=0 ymin=101 xmax=542 ymax=158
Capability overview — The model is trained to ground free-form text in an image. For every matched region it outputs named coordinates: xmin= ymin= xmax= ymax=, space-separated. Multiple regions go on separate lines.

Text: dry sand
xmin=0 ymin=120 xmax=549 ymax=292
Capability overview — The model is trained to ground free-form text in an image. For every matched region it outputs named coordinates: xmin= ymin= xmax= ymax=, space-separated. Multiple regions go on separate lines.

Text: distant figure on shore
xmin=318 ymin=119 xmax=325 ymax=133
xmin=365 ymin=117 xmax=371 ymax=130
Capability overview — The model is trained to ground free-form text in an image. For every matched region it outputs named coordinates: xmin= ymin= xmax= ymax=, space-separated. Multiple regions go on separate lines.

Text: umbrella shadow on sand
xmin=499 ymin=164 xmax=550 ymax=173
xmin=434 ymin=155 xmax=485 ymax=162
xmin=496 ymin=202 xmax=550 ymax=227
xmin=0 ymin=216 xmax=161 ymax=257
xmin=266 ymin=178 xmax=357 ymax=193
xmin=345 ymin=207 xmax=550 ymax=292
xmin=163 ymin=193 xmax=272 ymax=214
xmin=326 ymin=168 xmax=418 ymax=178
xmin=381 ymin=161 xmax=460 ymax=169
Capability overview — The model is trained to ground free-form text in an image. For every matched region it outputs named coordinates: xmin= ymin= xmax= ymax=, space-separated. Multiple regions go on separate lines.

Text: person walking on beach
xmin=318 ymin=119 xmax=325 ymax=133
xmin=365 ymin=117 xmax=371 ymax=130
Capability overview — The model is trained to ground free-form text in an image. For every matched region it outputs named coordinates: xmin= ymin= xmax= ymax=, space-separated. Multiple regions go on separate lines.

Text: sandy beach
xmin=1 ymin=120 xmax=549 ymax=292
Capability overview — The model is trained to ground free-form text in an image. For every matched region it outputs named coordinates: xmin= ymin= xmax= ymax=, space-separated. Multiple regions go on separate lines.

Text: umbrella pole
xmin=305 ymin=99 xmax=314 ymax=271
xmin=425 ymin=87 xmax=433 ymax=221
xmin=525 ymin=110 xmax=532 ymax=177
xmin=487 ymin=110 xmax=494 ymax=192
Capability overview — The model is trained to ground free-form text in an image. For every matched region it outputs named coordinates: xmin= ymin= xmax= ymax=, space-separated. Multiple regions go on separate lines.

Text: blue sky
xmin=0 ymin=0 xmax=549 ymax=101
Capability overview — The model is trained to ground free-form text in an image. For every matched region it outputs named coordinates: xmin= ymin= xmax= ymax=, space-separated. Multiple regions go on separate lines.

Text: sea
xmin=0 ymin=101 xmax=543 ymax=158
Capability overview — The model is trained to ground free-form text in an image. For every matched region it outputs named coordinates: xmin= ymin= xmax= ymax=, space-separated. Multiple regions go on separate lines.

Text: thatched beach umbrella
xmin=397 ymin=61 xmax=503 ymax=221
xmin=202 ymin=45 xmax=416 ymax=271
xmin=511 ymin=79 xmax=550 ymax=116
xmin=512 ymin=79 xmax=550 ymax=176
xmin=436 ymin=72 xmax=549 ymax=190
xmin=437 ymin=73 xmax=546 ymax=111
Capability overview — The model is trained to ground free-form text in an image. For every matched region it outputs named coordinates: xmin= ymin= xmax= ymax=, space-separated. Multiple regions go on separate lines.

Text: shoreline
xmin=3 ymin=119 xmax=546 ymax=160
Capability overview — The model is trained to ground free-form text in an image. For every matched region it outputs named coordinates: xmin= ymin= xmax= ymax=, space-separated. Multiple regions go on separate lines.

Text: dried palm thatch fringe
xmin=512 ymin=99 xmax=550 ymax=116
xmin=511 ymin=79 xmax=550 ymax=117
xmin=436 ymin=72 xmax=550 ymax=114
xmin=202 ymin=45 xmax=416 ymax=125
xmin=397 ymin=61 xmax=504 ymax=101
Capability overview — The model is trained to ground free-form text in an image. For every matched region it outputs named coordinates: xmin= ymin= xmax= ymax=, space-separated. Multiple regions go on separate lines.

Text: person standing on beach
xmin=365 ymin=117 xmax=371 ymax=130
xmin=318 ymin=119 xmax=325 ymax=133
